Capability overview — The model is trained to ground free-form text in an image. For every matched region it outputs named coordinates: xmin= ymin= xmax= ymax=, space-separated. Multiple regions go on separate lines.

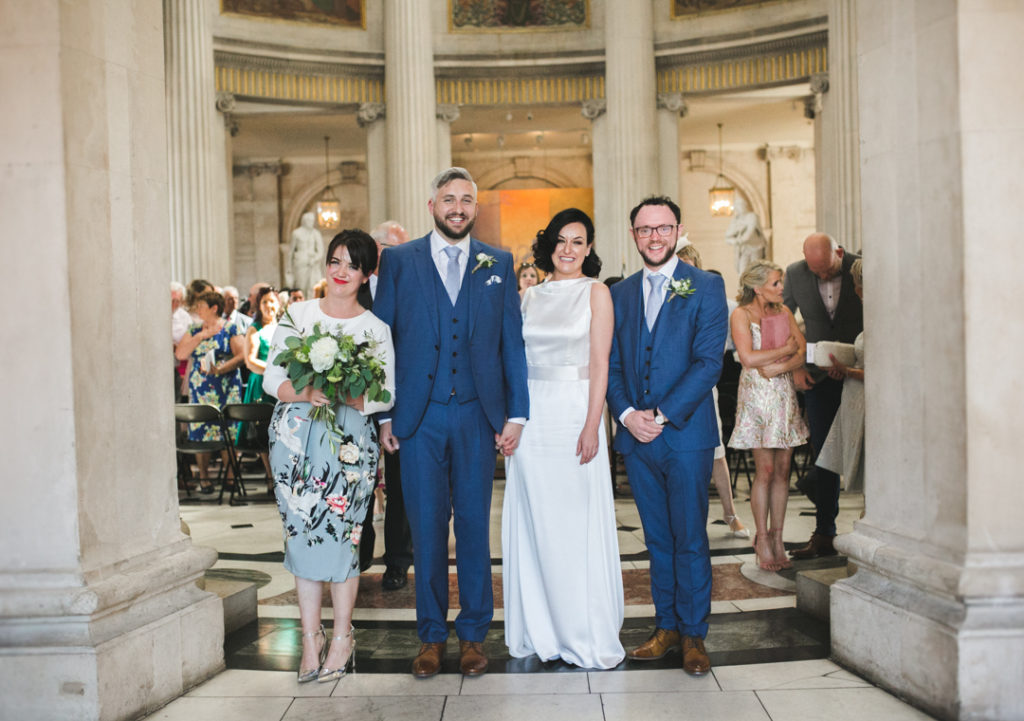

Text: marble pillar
xmin=582 ymin=99 xmax=620 ymax=277
xmin=657 ymin=93 xmax=687 ymax=200
xmin=603 ymin=0 xmax=659 ymax=276
xmin=812 ymin=0 xmax=862 ymax=252
xmin=215 ymin=91 xmax=237 ymax=281
xmin=384 ymin=0 xmax=437 ymax=233
xmin=233 ymin=160 xmax=283 ymax=291
xmin=832 ymin=2 xmax=1024 ymax=719
xmin=436 ymin=103 xmax=460 ymax=178
xmin=0 ymin=2 xmax=223 ymax=719
xmin=358 ymin=102 xmax=387 ymax=227
xmin=165 ymin=0 xmax=228 ymax=284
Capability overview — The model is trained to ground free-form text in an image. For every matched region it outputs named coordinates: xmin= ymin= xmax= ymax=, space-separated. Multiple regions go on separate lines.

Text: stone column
xmin=603 ymin=0 xmax=659 ymax=275
xmin=436 ymin=103 xmax=460 ymax=175
xmin=233 ymin=160 xmax=283 ymax=291
xmin=832 ymin=3 xmax=1024 ymax=719
xmin=657 ymin=93 xmax=687 ymax=200
xmin=384 ymin=0 xmax=437 ymax=233
xmin=583 ymin=99 xmax=621 ymax=277
xmin=215 ymin=91 xmax=238 ymax=281
xmin=358 ymin=102 xmax=387 ymax=227
xmin=811 ymin=0 xmax=861 ymax=252
xmin=0 ymin=1 xmax=223 ymax=718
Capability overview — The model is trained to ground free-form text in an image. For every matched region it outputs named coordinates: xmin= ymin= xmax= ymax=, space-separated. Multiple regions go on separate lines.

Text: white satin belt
xmin=527 ymin=365 xmax=589 ymax=381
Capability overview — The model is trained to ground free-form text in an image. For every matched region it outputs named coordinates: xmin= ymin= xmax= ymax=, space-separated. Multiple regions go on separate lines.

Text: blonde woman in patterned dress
xmin=728 ymin=261 xmax=809 ymax=571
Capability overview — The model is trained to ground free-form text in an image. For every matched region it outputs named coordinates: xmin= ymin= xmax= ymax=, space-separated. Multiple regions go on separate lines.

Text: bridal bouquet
xmin=273 ymin=313 xmax=391 ymax=449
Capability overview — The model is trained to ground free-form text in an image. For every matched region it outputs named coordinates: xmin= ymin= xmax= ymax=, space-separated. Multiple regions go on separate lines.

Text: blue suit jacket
xmin=607 ymin=262 xmax=728 ymax=454
xmin=373 ymin=234 xmax=529 ymax=438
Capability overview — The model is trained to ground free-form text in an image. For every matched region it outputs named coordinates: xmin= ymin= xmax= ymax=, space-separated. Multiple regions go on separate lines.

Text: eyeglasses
xmin=632 ymin=224 xmax=679 ymax=239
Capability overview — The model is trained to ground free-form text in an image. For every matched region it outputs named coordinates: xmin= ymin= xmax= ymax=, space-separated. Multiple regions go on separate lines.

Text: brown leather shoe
xmin=789 ymin=532 xmax=838 ymax=560
xmin=682 ymin=636 xmax=711 ymax=676
xmin=627 ymin=628 xmax=681 ymax=661
xmin=411 ymin=642 xmax=445 ymax=678
xmin=459 ymin=641 xmax=488 ymax=676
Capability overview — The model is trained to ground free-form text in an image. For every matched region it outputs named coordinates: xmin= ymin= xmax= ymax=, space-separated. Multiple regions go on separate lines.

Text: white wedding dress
xmin=502 ymin=277 xmax=625 ymax=669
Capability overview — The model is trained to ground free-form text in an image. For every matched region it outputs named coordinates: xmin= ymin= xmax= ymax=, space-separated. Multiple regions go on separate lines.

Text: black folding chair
xmin=174 ymin=403 xmax=244 ymax=505
xmin=223 ymin=402 xmax=276 ymax=494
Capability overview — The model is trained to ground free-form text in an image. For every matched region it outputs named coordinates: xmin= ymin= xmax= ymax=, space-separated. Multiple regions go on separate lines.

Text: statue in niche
xmin=724 ymin=196 xmax=767 ymax=274
xmin=285 ymin=212 xmax=324 ymax=298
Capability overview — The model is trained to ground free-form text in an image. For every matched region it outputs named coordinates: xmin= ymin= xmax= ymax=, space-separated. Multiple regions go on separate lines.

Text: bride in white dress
xmin=502 ymin=208 xmax=625 ymax=669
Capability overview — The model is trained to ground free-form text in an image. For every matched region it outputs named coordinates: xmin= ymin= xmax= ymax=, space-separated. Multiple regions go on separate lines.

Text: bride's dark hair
xmin=531 ymin=207 xmax=602 ymax=277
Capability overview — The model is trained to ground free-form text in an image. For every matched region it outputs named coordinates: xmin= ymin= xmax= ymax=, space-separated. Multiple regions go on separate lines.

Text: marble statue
xmin=285 ymin=212 xmax=325 ymax=298
xmin=724 ymin=196 xmax=767 ymax=274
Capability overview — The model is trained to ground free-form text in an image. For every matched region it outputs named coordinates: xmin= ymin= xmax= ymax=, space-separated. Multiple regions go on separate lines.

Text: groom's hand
xmin=495 ymin=422 xmax=523 ymax=457
xmin=379 ymin=421 xmax=400 ymax=453
xmin=624 ymin=409 xmax=663 ymax=444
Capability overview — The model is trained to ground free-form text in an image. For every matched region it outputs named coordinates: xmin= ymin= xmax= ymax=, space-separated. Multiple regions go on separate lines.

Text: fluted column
xmin=358 ymin=103 xmax=387 ymax=226
xmin=0 ymin=1 xmax=222 ymax=717
xmin=165 ymin=0 xmax=226 ymax=283
xmin=832 ymin=3 xmax=1024 ymax=719
xmin=603 ymin=0 xmax=659 ymax=275
xmin=233 ymin=160 xmax=283 ymax=290
xmin=436 ymin=103 xmax=460 ymax=174
xmin=657 ymin=93 xmax=687 ymax=199
xmin=812 ymin=0 xmax=861 ymax=252
xmin=384 ymin=0 xmax=437 ymax=233
xmin=582 ymin=99 xmax=619 ymax=277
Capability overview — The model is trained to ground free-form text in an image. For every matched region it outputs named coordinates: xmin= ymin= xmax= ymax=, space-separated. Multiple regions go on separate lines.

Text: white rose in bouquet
xmin=309 ymin=336 xmax=340 ymax=373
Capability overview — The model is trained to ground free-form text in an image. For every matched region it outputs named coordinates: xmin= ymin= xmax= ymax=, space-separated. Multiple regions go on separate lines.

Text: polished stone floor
xmin=148 ymin=465 xmax=936 ymax=720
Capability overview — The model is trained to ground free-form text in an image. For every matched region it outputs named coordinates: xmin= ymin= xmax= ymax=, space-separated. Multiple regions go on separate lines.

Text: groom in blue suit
xmin=374 ymin=168 xmax=529 ymax=679
xmin=607 ymin=196 xmax=728 ymax=676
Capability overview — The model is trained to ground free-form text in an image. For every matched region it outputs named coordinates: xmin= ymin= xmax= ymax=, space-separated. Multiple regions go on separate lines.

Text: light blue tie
xmin=645 ymin=273 xmax=666 ymax=331
xmin=443 ymin=246 xmax=462 ymax=304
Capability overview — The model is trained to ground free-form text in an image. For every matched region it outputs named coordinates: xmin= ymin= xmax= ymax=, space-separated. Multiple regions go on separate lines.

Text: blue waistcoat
xmin=429 ymin=268 xmax=478 ymax=404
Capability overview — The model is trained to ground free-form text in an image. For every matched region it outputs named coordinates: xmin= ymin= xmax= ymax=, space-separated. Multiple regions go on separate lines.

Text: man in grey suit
xmin=783 ymin=233 xmax=863 ymax=559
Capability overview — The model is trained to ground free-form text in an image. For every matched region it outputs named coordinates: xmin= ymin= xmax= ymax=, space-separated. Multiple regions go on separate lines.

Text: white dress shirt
xmin=430 ymin=229 xmax=470 ymax=284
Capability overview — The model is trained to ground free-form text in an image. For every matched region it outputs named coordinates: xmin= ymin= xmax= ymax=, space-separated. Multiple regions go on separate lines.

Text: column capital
xmin=809 ymin=72 xmax=830 ymax=95
xmin=581 ymin=98 xmax=607 ymax=120
xmin=656 ymin=92 xmax=688 ymax=117
xmin=235 ymin=161 xmax=283 ymax=178
xmin=436 ymin=103 xmax=460 ymax=123
xmin=357 ymin=102 xmax=386 ymax=127
xmin=215 ymin=91 xmax=236 ymax=114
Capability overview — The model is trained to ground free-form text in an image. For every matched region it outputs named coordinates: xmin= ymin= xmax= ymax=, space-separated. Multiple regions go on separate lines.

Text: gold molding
xmin=215 ymin=65 xmax=383 ymax=104
xmin=658 ymin=45 xmax=826 ymax=93
xmin=435 ymin=74 xmax=604 ymax=105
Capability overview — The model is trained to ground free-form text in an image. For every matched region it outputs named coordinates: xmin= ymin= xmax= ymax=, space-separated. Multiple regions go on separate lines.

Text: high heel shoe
xmin=297 ymin=625 xmax=327 ymax=683
xmin=318 ymin=625 xmax=355 ymax=683
xmin=724 ymin=514 xmax=750 ymax=539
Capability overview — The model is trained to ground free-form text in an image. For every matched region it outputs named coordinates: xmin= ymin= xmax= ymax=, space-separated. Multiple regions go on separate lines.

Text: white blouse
xmin=263 ymin=299 xmax=396 ymax=416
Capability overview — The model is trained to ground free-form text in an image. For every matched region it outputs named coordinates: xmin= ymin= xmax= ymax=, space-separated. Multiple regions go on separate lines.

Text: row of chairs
xmin=174 ymin=402 xmax=275 ymax=505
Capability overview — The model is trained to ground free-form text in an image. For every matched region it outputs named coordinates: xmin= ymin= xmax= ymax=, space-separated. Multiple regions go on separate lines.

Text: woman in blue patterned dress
xmin=174 ymin=289 xmax=245 ymax=491
xmin=263 ymin=229 xmax=395 ymax=684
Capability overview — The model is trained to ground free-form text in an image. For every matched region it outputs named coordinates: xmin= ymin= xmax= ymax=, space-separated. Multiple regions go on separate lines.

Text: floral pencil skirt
xmin=269 ymin=401 xmax=379 ymax=582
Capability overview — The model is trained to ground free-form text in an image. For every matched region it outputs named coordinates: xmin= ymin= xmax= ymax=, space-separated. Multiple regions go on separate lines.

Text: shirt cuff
xmin=618 ymin=407 xmax=636 ymax=425
xmin=507 ymin=417 xmax=526 ymax=426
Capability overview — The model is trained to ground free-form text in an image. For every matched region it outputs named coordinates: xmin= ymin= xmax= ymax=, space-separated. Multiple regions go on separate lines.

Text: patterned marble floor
xmin=152 ymin=472 xmax=936 ymax=720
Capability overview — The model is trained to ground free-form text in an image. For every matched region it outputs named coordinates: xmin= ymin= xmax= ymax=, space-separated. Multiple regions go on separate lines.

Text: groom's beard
xmin=434 ymin=210 xmax=476 ymax=241
xmin=638 ymin=242 xmax=674 ymax=269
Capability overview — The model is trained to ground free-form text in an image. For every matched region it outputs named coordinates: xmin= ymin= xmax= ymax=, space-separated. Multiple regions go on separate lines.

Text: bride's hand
xmin=495 ymin=422 xmax=523 ymax=457
xmin=576 ymin=425 xmax=599 ymax=465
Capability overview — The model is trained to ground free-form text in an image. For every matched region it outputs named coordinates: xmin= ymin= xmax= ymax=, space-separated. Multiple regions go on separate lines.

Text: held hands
xmin=624 ymin=409 xmax=663 ymax=444
xmin=343 ymin=395 xmax=365 ymax=412
xmin=792 ymin=366 xmax=815 ymax=391
xmin=576 ymin=424 xmax=599 ymax=465
xmin=495 ymin=422 xmax=523 ymax=457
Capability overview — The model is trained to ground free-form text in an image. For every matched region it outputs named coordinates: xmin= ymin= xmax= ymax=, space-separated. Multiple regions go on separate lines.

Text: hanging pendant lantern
xmin=315 ymin=135 xmax=341 ymax=230
xmin=708 ymin=122 xmax=735 ymax=217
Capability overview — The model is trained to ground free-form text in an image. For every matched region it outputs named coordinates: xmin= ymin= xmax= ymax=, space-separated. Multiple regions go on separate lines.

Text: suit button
xmin=644 ymin=374 xmax=649 ymax=380
xmin=644 ymin=389 xmax=650 ymax=394
xmin=434 ymin=345 xmax=439 ymax=350
xmin=452 ymin=368 xmax=457 ymax=374
xmin=453 ymin=334 xmax=458 ymax=340
xmin=427 ymin=374 xmax=433 ymax=380
xmin=646 ymin=346 xmax=652 ymax=351
xmin=452 ymin=318 xmax=459 ymax=323
xmin=452 ymin=352 xmax=457 ymax=357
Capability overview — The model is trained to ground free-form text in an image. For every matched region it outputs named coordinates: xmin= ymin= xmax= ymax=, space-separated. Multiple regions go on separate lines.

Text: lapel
xmin=467 ymin=238 xmax=487 ymax=336
xmin=800 ymin=262 xmax=829 ymax=321
xmin=410 ymin=235 xmax=441 ymax=342
xmin=650 ymin=262 xmax=693 ymax=357
xmin=618 ymin=272 xmax=644 ymax=386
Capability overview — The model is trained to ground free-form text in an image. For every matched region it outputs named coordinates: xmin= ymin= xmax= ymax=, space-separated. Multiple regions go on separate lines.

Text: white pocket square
xmin=485 ymin=275 xmax=502 ymax=286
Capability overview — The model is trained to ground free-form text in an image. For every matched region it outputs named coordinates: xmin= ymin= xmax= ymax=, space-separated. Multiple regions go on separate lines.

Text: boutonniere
xmin=485 ymin=274 xmax=502 ymax=286
xmin=666 ymin=278 xmax=696 ymax=302
xmin=472 ymin=252 xmax=496 ymax=273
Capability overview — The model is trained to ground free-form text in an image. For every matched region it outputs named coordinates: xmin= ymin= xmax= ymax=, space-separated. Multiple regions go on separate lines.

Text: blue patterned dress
xmin=185 ymin=322 xmax=244 ymax=441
